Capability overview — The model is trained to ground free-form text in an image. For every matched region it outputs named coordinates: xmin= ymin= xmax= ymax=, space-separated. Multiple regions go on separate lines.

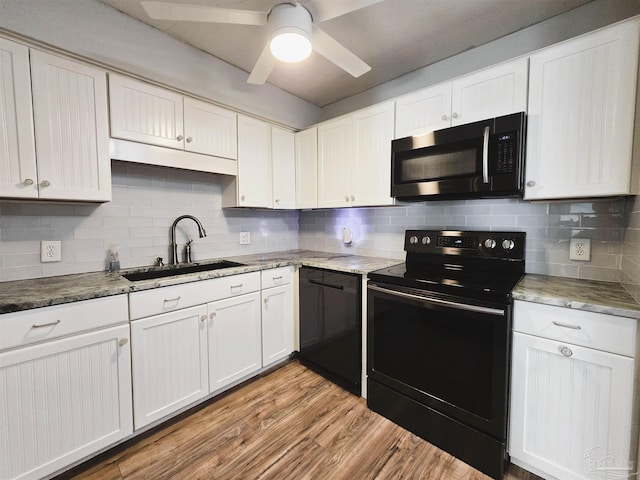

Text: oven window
xmin=370 ymin=294 xmax=501 ymax=421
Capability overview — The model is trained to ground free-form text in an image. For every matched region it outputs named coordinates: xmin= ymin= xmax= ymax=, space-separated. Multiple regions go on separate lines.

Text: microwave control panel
xmin=493 ymin=132 xmax=517 ymax=175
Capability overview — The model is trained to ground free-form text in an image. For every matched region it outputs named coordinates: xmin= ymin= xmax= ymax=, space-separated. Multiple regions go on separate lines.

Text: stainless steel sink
xmin=122 ymin=260 xmax=245 ymax=282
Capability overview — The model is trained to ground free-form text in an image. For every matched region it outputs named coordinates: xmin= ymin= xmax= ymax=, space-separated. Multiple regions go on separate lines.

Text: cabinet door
xmin=208 ymin=292 xmax=262 ymax=392
xmin=351 ymin=102 xmax=395 ymax=207
xmin=130 ymin=305 xmax=208 ymax=430
xmin=510 ymin=332 xmax=634 ymax=480
xmin=262 ymin=284 xmax=294 ymax=366
xmin=394 ymin=83 xmax=451 ymax=138
xmin=30 ymin=50 xmax=111 ymax=201
xmin=295 ymin=127 xmax=318 ymax=209
xmin=450 ymin=57 xmax=528 ymax=126
xmin=183 ymin=97 xmax=237 ymax=159
xmin=0 ymin=325 xmax=132 ymax=480
xmin=0 ymin=37 xmax=37 ymax=199
xmin=271 ymin=126 xmax=296 ymax=209
xmin=109 ymin=73 xmax=184 ymax=150
xmin=318 ymin=116 xmax=352 ymax=208
xmin=525 ymin=20 xmax=639 ymax=200
xmin=237 ymin=115 xmax=272 ymax=208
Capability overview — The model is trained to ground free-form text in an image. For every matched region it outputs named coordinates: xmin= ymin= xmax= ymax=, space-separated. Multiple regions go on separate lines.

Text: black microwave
xmin=391 ymin=112 xmax=526 ymax=200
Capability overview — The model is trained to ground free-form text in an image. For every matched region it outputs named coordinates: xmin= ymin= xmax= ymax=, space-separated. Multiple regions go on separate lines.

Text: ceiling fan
xmin=140 ymin=0 xmax=382 ymax=84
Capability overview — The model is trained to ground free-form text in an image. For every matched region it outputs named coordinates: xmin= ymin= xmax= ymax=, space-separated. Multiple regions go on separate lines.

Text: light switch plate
xmin=41 ymin=240 xmax=61 ymax=262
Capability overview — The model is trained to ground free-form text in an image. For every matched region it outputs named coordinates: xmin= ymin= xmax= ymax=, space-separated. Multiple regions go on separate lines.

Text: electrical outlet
xmin=239 ymin=231 xmax=251 ymax=245
xmin=569 ymin=238 xmax=591 ymax=261
xmin=41 ymin=240 xmax=61 ymax=262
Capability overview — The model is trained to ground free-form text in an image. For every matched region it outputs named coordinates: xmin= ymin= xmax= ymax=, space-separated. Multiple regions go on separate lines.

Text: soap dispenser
xmin=108 ymin=245 xmax=121 ymax=273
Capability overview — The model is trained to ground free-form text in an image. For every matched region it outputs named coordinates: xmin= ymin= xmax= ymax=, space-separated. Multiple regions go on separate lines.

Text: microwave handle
xmin=482 ymin=126 xmax=490 ymax=184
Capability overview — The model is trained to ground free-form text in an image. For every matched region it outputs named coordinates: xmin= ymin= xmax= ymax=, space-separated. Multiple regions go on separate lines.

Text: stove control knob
xmin=502 ymin=239 xmax=515 ymax=251
xmin=421 ymin=236 xmax=431 ymax=245
xmin=484 ymin=238 xmax=496 ymax=249
xmin=409 ymin=236 xmax=418 ymax=245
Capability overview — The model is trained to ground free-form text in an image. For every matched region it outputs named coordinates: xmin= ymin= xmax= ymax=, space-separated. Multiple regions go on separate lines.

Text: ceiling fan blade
xmin=140 ymin=1 xmax=268 ymax=25
xmin=300 ymin=0 xmax=383 ymax=23
xmin=247 ymin=43 xmax=277 ymax=85
xmin=311 ymin=25 xmax=370 ymax=78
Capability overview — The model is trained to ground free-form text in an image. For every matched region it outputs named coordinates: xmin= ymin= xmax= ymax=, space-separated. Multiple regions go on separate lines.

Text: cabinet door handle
xmin=553 ymin=321 xmax=582 ymax=330
xmin=210 ymin=312 xmax=216 ymax=319
xmin=200 ymin=314 xmax=207 ymax=322
xmin=452 ymin=112 xmax=459 ymax=119
xmin=23 ymin=178 xmax=34 ymax=186
xmin=40 ymin=180 xmax=51 ymax=188
xmin=442 ymin=114 xmax=448 ymax=121
xmin=351 ymin=195 xmax=355 ymax=201
xmin=560 ymin=346 xmax=573 ymax=357
xmin=345 ymin=195 xmax=350 ymax=203
xmin=118 ymin=338 xmax=129 ymax=347
xmin=176 ymin=135 xmax=184 ymax=141
xmin=186 ymin=136 xmax=193 ymax=143
xmin=526 ymin=180 xmax=536 ymax=187
xmin=163 ymin=296 xmax=181 ymax=304
xmin=264 ymin=298 xmax=269 ymax=304
xmin=32 ymin=319 xmax=61 ymax=329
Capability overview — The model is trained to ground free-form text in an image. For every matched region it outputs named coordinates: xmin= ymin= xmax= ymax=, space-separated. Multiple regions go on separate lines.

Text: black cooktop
xmin=368 ymin=230 xmax=526 ymax=302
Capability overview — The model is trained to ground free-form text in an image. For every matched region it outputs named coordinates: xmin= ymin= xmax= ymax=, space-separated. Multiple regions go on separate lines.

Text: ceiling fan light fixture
xmin=270 ymin=28 xmax=312 ymax=63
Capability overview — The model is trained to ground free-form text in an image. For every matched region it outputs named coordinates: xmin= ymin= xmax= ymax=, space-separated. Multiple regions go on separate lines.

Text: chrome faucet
xmin=170 ymin=215 xmax=207 ymax=264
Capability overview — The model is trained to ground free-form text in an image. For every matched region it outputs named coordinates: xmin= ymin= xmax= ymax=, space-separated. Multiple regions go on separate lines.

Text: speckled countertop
xmin=0 ymin=250 xmax=402 ymax=314
xmin=513 ymin=274 xmax=640 ymax=320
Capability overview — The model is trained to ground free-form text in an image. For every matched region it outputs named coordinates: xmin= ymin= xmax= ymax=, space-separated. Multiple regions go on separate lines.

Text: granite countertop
xmin=0 ymin=250 xmax=402 ymax=314
xmin=513 ymin=274 xmax=640 ymax=320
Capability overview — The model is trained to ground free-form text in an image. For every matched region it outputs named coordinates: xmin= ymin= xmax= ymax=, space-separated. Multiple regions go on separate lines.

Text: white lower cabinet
xmin=208 ymin=292 xmax=262 ymax=392
xmin=130 ymin=305 xmax=209 ymax=430
xmin=509 ymin=300 xmax=637 ymax=480
xmin=261 ymin=267 xmax=294 ymax=367
xmin=0 ymin=323 xmax=132 ymax=480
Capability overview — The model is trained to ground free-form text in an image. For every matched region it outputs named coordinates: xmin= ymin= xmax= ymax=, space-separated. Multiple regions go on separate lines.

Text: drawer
xmin=261 ymin=266 xmax=293 ymax=289
xmin=129 ymin=272 xmax=260 ymax=320
xmin=0 ymin=295 xmax=128 ymax=351
xmin=513 ymin=300 xmax=637 ymax=357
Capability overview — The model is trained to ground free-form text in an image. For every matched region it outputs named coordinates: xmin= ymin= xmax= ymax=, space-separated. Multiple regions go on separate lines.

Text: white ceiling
xmin=97 ymin=0 xmax=594 ymax=107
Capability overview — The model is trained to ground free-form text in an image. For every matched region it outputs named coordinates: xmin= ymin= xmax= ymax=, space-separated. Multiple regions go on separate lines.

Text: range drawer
xmin=513 ymin=300 xmax=637 ymax=357
xmin=129 ymin=272 xmax=261 ymax=320
xmin=261 ymin=266 xmax=293 ymax=289
xmin=0 ymin=295 xmax=128 ymax=351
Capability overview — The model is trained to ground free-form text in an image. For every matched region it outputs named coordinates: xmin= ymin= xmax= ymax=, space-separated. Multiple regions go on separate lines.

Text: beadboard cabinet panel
xmin=183 ymin=97 xmax=237 ymax=159
xmin=0 ymin=325 xmax=132 ymax=480
xmin=294 ymin=127 xmax=318 ymax=209
xmin=235 ymin=115 xmax=272 ymax=208
xmin=271 ymin=126 xmax=296 ymax=209
xmin=317 ymin=116 xmax=352 ymax=208
xmin=0 ymin=37 xmax=37 ymax=199
xmin=30 ymin=50 xmax=111 ymax=202
xmin=394 ymin=83 xmax=451 ymax=138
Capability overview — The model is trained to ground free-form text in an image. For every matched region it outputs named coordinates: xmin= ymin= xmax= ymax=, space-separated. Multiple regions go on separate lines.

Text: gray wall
xmin=321 ymin=0 xmax=640 ymax=119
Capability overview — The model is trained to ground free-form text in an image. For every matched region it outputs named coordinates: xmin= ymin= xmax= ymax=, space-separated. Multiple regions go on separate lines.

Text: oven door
xmin=367 ymin=281 xmax=511 ymax=440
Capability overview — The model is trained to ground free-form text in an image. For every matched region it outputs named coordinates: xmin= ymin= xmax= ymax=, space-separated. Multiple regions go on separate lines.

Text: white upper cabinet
xmin=394 ymin=57 xmax=528 ymax=139
xmin=271 ymin=126 xmax=296 ymax=209
xmin=318 ymin=115 xmax=352 ymax=208
xmin=30 ymin=50 xmax=111 ymax=202
xmin=0 ymin=40 xmax=110 ymax=202
xmin=235 ymin=114 xmax=273 ymax=208
xmin=0 ymin=37 xmax=37 ymax=199
xmin=295 ymin=127 xmax=318 ymax=209
xmin=524 ymin=19 xmax=640 ymax=200
xmin=351 ymin=102 xmax=395 ymax=207
xmin=109 ymin=74 xmax=238 ymax=159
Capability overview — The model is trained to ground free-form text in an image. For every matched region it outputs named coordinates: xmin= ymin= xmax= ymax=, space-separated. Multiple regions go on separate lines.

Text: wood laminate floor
xmin=61 ymin=361 xmax=542 ymax=480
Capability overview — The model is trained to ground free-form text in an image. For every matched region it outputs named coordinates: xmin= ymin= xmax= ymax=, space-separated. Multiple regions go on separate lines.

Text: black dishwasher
xmin=298 ymin=267 xmax=362 ymax=395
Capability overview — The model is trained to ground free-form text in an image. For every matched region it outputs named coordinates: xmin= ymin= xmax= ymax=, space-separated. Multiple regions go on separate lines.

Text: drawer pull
xmin=560 ymin=346 xmax=573 ymax=357
xmin=553 ymin=321 xmax=582 ymax=330
xmin=32 ymin=319 xmax=61 ymax=329
xmin=163 ymin=296 xmax=182 ymax=304
xmin=118 ymin=338 xmax=129 ymax=347
xmin=272 ymin=276 xmax=283 ymax=281
xmin=230 ymin=284 xmax=243 ymax=289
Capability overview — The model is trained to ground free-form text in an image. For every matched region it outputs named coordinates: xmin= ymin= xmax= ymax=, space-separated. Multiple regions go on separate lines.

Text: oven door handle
xmin=482 ymin=125 xmax=490 ymax=184
xmin=368 ymin=284 xmax=505 ymax=316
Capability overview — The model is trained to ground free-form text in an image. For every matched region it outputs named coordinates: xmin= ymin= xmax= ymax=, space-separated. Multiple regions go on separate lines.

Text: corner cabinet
xmin=318 ymin=102 xmax=395 ymax=208
xmin=394 ymin=57 xmax=528 ymax=138
xmin=295 ymin=127 xmax=318 ymax=209
xmin=0 ymin=38 xmax=111 ymax=202
xmin=524 ymin=19 xmax=640 ymax=200
xmin=0 ymin=296 xmax=132 ymax=480
xmin=509 ymin=300 xmax=637 ymax=480
xmin=271 ymin=126 xmax=296 ymax=209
